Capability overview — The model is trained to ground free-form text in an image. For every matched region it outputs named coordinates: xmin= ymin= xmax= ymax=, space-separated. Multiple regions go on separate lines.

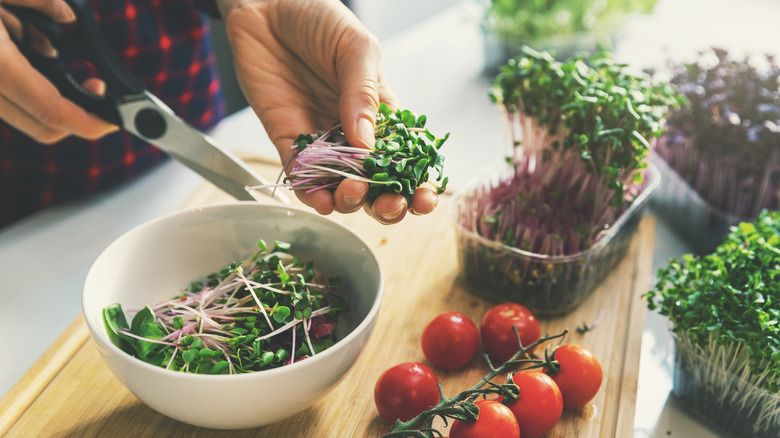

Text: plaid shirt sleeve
xmin=0 ymin=0 xmax=227 ymax=228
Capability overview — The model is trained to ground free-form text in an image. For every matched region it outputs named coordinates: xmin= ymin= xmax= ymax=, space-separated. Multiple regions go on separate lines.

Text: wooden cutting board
xmin=0 ymin=158 xmax=655 ymax=438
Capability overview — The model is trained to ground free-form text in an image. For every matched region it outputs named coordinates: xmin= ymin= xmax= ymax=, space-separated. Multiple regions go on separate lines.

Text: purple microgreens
xmin=102 ymin=239 xmax=348 ymax=374
xmin=246 ymin=103 xmax=449 ymax=202
xmin=656 ymin=48 xmax=780 ymax=218
xmin=475 ymin=47 xmax=680 ymax=256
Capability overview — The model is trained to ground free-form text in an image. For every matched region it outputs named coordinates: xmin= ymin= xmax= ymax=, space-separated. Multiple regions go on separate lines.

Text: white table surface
xmin=3 ymin=1 xmax=778 ymax=436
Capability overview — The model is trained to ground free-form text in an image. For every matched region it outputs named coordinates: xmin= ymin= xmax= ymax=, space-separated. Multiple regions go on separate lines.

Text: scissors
xmin=4 ymin=0 xmax=288 ymax=204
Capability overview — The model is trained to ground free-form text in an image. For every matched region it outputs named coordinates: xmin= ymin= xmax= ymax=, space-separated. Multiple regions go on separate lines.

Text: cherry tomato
xmin=374 ymin=362 xmax=440 ymax=423
xmin=480 ymin=303 xmax=541 ymax=363
xmin=421 ymin=312 xmax=480 ymax=369
xmin=546 ymin=344 xmax=603 ymax=408
xmin=504 ymin=371 xmax=563 ymax=438
xmin=449 ymin=399 xmax=520 ymax=438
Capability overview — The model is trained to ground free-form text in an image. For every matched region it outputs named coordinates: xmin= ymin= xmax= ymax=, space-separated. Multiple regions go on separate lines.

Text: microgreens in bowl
xmin=102 ymin=239 xmax=348 ymax=374
xmin=248 ymin=103 xmax=448 ymax=201
xmin=644 ymin=210 xmax=780 ymax=436
xmin=655 ymin=48 xmax=780 ymax=219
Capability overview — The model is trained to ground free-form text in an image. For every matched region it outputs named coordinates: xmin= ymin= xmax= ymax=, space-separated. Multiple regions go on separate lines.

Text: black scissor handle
xmin=5 ymin=0 xmax=145 ymax=126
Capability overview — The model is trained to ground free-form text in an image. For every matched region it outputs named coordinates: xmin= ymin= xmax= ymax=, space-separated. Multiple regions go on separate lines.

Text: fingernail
xmin=343 ymin=193 xmax=363 ymax=208
xmin=425 ymin=190 xmax=439 ymax=209
xmin=94 ymin=80 xmax=107 ymax=96
xmin=378 ymin=203 xmax=405 ymax=222
xmin=56 ymin=4 xmax=77 ymax=22
xmin=357 ymin=117 xmax=375 ymax=148
xmin=419 ymin=190 xmax=438 ymax=213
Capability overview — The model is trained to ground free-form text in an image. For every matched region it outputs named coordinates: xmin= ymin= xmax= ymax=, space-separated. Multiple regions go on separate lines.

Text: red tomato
xmin=449 ymin=399 xmax=520 ymax=438
xmin=480 ymin=303 xmax=541 ymax=363
xmin=421 ymin=312 xmax=480 ymax=369
xmin=504 ymin=371 xmax=563 ymax=438
xmin=374 ymin=362 xmax=440 ymax=423
xmin=546 ymin=344 xmax=603 ymax=408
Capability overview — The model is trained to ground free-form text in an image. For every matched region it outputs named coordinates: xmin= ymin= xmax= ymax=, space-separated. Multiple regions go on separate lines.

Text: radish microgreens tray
xmin=102 ymin=240 xmax=348 ymax=374
xmin=249 ymin=103 xmax=448 ymax=201
xmin=456 ymin=47 xmax=678 ymax=314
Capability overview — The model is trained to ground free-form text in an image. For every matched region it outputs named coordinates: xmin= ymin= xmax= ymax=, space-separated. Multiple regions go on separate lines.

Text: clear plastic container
xmin=452 ymin=163 xmax=660 ymax=316
xmin=650 ymin=154 xmax=747 ymax=255
xmin=672 ymin=338 xmax=780 ymax=438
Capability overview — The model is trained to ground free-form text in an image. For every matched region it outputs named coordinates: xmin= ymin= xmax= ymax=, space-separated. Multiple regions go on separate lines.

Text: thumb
xmin=336 ymin=29 xmax=382 ymax=150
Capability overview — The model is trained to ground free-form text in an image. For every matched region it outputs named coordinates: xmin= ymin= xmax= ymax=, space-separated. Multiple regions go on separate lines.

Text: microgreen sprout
xmin=576 ymin=309 xmax=604 ymax=334
xmin=247 ymin=103 xmax=449 ymax=201
xmin=478 ymin=46 xmax=680 ymax=256
xmin=382 ymin=329 xmax=568 ymax=438
xmin=644 ymin=210 xmax=780 ymax=436
xmin=655 ymin=48 xmax=780 ymax=219
xmin=102 ymin=240 xmax=348 ymax=374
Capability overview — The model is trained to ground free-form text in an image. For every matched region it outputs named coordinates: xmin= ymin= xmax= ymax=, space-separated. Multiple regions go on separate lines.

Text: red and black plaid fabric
xmin=0 ymin=0 xmax=225 ymax=227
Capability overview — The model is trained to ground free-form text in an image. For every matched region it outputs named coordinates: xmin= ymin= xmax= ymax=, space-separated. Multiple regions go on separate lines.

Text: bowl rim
xmin=82 ymin=201 xmax=384 ymax=381
xmin=450 ymin=161 xmax=660 ymax=263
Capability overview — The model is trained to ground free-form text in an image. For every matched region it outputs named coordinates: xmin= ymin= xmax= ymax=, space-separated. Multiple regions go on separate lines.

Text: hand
xmin=218 ymin=0 xmax=438 ymax=224
xmin=0 ymin=0 xmax=116 ymax=144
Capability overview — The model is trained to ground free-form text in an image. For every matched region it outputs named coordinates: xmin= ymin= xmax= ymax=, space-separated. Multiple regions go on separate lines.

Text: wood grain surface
xmin=0 ymin=158 xmax=656 ymax=437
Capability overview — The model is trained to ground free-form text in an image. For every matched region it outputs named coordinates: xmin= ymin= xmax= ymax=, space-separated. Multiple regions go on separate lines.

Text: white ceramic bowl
xmin=82 ymin=202 xmax=383 ymax=429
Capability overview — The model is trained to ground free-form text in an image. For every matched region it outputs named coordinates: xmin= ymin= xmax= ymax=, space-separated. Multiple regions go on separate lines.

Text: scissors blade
xmin=116 ymin=92 xmax=289 ymax=204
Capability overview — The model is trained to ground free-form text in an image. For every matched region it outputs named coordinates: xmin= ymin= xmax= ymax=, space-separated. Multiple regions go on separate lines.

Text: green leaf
xmin=273 ymin=241 xmax=291 ymax=252
xmin=213 ymin=360 xmax=229 ymax=374
xmin=182 ymin=349 xmax=198 ymax=363
xmin=102 ymin=304 xmax=131 ymax=352
xmin=199 ymin=348 xmax=218 ymax=358
xmin=273 ymin=306 xmax=291 ymax=323
xmin=130 ymin=306 xmax=155 ymax=335
xmin=135 ymin=323 xmax=164 ymax=359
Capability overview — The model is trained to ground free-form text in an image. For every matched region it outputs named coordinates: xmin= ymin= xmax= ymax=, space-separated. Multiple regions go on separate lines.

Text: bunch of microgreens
xmin=103 ymin=240 xmax=348 ymax=374
xmin=644 ymin=210 xmax=780 ymax=435
xmin=468 ymin=46 xmax=679 ymax=255
xmin=382 ymin=329 xmax=568 ymax=438
xmin=655 ymin=48 xmax=780 ymax=219
xmin=247 ymin=103 xmax=448 ymax=202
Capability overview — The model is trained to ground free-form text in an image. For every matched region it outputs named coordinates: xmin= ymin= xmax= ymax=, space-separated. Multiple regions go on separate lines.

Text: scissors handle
xmin=5 ymin=0 xmax=144 ymax=125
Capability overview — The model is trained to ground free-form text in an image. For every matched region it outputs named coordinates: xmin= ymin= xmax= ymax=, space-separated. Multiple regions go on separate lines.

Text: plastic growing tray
xmin=452 ymin=163 xmax=659 ymax=316
xmin=650 ymin=154 xmax=747 ymax=255
xmin=672 ymin=338 xmax=780 ymax=438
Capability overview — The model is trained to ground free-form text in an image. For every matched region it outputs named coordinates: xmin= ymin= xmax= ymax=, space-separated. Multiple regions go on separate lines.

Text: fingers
xmin=364 ymin=193 xmax=408 ymax=225
xmin=361 ymin=186 xmax=438 ymax=225
xmin=0 ymin=24 xmax=116 ymax=143
xmin=0 ymin=93 xmax=68 ymax=143
xmin=409 ymin=187 xmax=438 ymax=216
xmin=82 ymin=77 xmax=107 ymax=95
xmin=300 ymin=180 xmax=437 ymax=224
xmin=335 ymin=21 xmax=382 ymax=150
xmin=1 ymin=0 xmax=75 ymax=22
xmin=333 ymin=178 xmax=368 ymax=214
xmin=294 ymin=188 xmax=335 ymax=216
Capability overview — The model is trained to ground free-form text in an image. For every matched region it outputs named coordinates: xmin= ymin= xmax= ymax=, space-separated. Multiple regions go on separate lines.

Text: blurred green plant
xmin=482 ymin=0 xmax=657 ymax=51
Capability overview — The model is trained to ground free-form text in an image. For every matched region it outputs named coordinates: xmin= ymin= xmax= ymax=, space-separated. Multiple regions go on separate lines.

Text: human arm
xmin=216 ymin=0 xmax=438 ymax=224
xmin=0 ymin=0 xmax=116 ymax=144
